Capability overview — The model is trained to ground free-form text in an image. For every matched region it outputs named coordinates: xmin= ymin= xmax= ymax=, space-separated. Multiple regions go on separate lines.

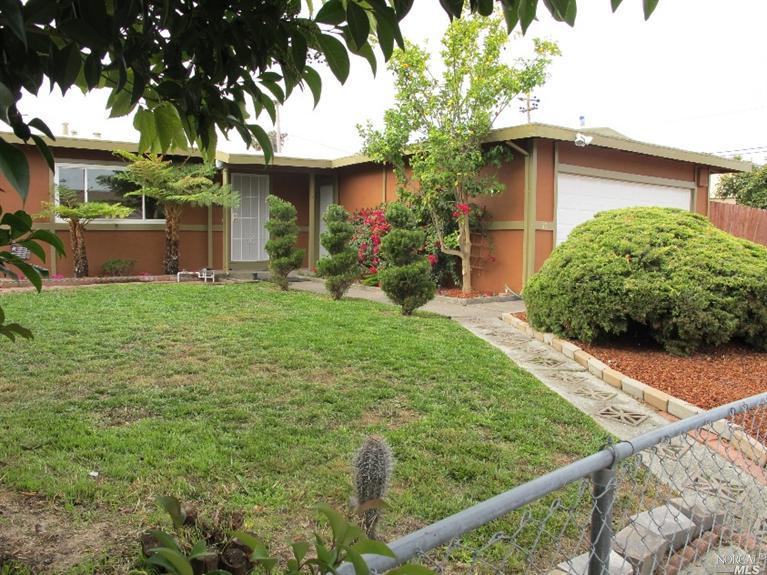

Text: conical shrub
xmin=379 ymin=203 xmax=435 ymax=315
xmin=316 ymin=204 xmax=359 ymax=299
xmin=265 ymin=195 xmax=305 ymax=290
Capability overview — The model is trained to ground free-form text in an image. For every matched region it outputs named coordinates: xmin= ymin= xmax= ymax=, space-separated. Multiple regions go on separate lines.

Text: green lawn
xmin=0 ymin=283 xmax=606 ymax=573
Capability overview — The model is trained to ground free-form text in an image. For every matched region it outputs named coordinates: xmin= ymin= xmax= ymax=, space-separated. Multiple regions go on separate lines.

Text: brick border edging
xmin=501 ymin=313 xmax=767 ymax=469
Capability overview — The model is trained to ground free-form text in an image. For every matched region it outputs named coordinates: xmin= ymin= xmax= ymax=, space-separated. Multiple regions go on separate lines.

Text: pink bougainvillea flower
xmin=455 ymin=203 xmax=470 ymax=216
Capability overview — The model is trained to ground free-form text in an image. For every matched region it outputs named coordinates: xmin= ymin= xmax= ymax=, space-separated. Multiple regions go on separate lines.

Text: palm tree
xmin=38 ymin=187 xmax=133 ymax=277
xmin=114 ymin=152 xmax=238 ymax=274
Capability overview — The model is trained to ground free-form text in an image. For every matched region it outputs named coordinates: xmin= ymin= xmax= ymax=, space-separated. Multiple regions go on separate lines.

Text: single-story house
xmin=1 ymin=123 xmax=749 ymax=293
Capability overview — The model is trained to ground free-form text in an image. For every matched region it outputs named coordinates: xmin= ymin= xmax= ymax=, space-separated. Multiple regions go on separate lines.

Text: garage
xmin=556 ymin=172 xmax=693 ymax=245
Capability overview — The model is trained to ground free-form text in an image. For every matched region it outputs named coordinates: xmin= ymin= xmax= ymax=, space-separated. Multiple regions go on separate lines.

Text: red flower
xmin=427 ymin=254 xmax=438 ymax=266
xmin=454 ymin=203 xmax=470 ymax=216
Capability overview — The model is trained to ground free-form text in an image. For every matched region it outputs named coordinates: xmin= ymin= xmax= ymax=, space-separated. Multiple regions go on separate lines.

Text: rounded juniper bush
xmin=379 ymin=203 xmax=436 ymax=315
xmin=316 ymin=204 xmax=360 ymax=299
xmin=265 ymin=195 xmax=305 ymax=290
xmin=524 ymin=207 xmax=767 ymax=355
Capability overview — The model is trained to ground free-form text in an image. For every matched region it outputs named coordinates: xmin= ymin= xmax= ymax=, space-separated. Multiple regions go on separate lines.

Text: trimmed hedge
xmin=523 ymin=207 xmax=767 ymax=355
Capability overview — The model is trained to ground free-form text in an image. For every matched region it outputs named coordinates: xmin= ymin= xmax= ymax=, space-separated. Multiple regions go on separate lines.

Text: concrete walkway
xmin=292 ymin=278 xmax=767 ymax=574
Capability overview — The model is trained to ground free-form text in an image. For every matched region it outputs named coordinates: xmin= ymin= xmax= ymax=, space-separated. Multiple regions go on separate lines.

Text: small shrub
xmin=317 ymin=204 xmax=359 ymax=299
xmin=379 ymin=203 xmax=436 ymax=315
xmin=524 ymin=207 xmax=767 ymax=355
xmin=101 ymin=258 xmax=135 ymax=277
xmin=265 ymin=195 xmax=305 ymax=290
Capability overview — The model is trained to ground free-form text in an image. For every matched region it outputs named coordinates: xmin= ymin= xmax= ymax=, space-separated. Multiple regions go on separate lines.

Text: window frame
xmin=53 ymin=161 xmax=165 ymax=223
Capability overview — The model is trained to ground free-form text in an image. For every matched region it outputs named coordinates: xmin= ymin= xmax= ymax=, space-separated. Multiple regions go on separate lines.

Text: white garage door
xmin=556 ymin=173 xmax=692 ymax=245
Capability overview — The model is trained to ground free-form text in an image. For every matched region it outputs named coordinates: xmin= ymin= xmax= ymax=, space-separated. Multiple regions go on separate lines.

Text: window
xmin=55 ymin=163 xmax=163 ymax=221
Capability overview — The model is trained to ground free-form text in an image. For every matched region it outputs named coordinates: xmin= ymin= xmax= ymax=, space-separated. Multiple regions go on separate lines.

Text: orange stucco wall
xmin=558 ymin=142 xmax=697 ymax=183
xmin=472 ymin=229 xmax=524 ymax=294
xmin=3 ymin=139 xmax=722 ymax=288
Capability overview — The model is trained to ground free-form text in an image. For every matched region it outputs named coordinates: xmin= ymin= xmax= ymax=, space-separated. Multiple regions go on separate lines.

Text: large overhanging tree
xmin=360 ymin=11 xmax=559 ymax=293
xmin=0 ymin=0 xmax=658 ymax=338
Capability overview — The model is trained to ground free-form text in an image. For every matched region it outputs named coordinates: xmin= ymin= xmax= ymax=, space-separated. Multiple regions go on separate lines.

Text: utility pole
xmin=518 ymin=93 xmax=540 ymax=123
xmin=274 ymin=103 xmax=282 ymax=153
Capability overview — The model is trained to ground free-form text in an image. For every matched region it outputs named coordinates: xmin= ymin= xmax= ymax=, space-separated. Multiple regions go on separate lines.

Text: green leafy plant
xmin=360 ymin=11 xmax=559 ymax=293
xmin=716 ymin=163 xmax=767 ymax=209
xmin=0 ymin=207 xmax=65 ymax=340
xmin=265 ymin=196 xmax=305 ymax=290
xmin=379 ymin=204 xmax=436 ymax=315
xmin=0 ymin=1 xmax=655 ymax=203
xmin=524 ymin=207 xmax=767 ymax=355
xmin=317 ymin=204 xmax=359 ymax=299
xmin=101 ymin=258 xmax=136 ymax=277
xmin=113 ymin=152 xmax=237 ymax=275
xmin=37 ymin=186 xmax=134 ymax=277
xmin=141 ymin=496 xmax=431 ymax=575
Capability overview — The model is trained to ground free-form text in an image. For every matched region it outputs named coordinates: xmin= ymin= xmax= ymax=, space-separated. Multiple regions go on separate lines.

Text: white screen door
xmin=231 ymin=174 xmax=269 ymax=261
xmin=318 ymin=184 xmax=335 ymax=257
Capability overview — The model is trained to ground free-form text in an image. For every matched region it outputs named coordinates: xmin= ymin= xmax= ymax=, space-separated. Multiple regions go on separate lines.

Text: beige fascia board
xmin=217 ymin=150 xmax=334 ymax=169
xmin=491 ymin=123 xmax=752 ymax=173
xmin=330 ymin=153 xmax=372 ymax=168
xmin=486 ymin=220 xmax=525 ymax=231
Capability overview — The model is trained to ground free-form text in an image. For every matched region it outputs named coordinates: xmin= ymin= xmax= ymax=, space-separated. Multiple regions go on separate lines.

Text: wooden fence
xmin=709 ymin=201 xmax=767 ymax=246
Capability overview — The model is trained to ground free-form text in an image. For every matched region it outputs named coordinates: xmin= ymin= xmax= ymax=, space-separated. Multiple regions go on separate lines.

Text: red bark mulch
xmin=438 ymin=288 xmax=498 ymax=299
xmin=580 ymin=340 xmax=767 ymax=412
xmin=514 ymin=313 xmax=767 ymax=441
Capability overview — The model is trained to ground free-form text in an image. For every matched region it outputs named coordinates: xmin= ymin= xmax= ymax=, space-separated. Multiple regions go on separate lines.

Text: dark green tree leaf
xmin=318 ymin=34 xmax=351 ymax=83
xmin=0 ymin=0 xmax=27 ymax=47
xmin=0 ymin=138 xmax=30 ymax=199
xmin=346 ymin=2 xmax=371 ymax=49
xmin=303 ymin=66 xmax=322 ymax=108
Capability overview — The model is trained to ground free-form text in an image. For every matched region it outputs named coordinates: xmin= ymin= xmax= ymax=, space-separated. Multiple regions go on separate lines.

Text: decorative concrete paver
xmin=573 ymin=387 xmax=618 ymax=402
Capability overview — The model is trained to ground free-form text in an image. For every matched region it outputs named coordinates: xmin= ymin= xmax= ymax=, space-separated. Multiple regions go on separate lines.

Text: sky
xmin=14 ymin=0 xmax=767 ymax=163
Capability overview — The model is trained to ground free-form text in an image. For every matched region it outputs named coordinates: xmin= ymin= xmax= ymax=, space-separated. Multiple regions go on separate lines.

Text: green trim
xmin=308 ymin=173 xmax=318 ymax=268
xmin=553 ymin=142 xmax=559 ymax=247
xmin=535 ymin=221 xmax=555 ymax=231
xmin=45 ymin=222 xmax=223 ymax=232
xmin=222 ymin=168 xmax=230 ymax=274
xmin=486 ymin=220 xmax=524 ymax=230
xmin=48 ymin=170 xmax=57 ymax=275
xmin=557 ymin=163 xmax=697 ymax=190
xmin=207 ymin=206 xmax=213 ymax=268
xmin=523 ymin=141 xmax=538 ymax=284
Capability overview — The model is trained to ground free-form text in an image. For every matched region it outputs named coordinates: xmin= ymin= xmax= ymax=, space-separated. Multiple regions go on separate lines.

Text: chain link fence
xmin=340 ymin=392 xmax=767 ymax=575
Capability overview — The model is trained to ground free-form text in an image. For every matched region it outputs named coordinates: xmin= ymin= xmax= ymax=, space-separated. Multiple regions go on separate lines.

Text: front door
xmin=318 ymin=184 xmax=335 ymax=257
xmin=231 ymin=173 xmax=269 ymax=261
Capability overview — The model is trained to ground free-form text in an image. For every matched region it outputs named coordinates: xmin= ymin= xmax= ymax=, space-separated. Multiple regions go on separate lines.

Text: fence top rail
xmin=339 ymin=391 xmax=767 ymax=574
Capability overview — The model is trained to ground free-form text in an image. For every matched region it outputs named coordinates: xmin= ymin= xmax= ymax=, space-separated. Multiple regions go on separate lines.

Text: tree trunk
xmin=459 ymin=215 xmax=472 ymax=293
xmin=69 ymin=219 xmax=88 ymax=278
xmin=164 ymin=204 xmax=183 ymax=275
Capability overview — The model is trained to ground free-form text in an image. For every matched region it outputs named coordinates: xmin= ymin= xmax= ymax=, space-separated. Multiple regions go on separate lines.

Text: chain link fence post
xmin=588 ymin=465 xmax=616 ymax=575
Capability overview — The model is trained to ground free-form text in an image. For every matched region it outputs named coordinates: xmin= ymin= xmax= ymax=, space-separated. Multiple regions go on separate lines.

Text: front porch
xmin=218 ymin=159 xmax=338 ymax=275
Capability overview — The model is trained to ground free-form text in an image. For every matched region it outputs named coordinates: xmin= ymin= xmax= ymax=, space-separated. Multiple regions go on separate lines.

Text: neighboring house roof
xmin=1 ymin=122 xmax=752 ymax=173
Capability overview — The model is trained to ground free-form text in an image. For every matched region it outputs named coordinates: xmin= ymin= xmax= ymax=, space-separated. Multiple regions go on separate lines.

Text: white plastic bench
xmin=176 ymin=268 xmax=217 ymax=283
